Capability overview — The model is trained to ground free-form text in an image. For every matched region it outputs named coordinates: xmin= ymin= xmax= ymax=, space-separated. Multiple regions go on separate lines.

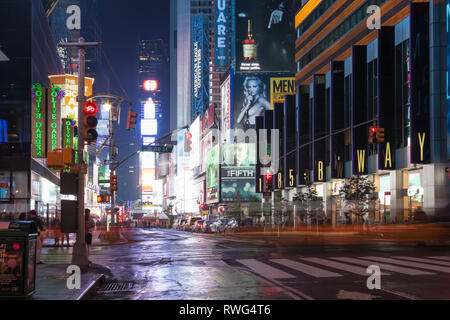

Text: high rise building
xmin=0 ymin=0 xmax=64 ymax=217
xmin=288 ymin=0 xmax=449 ymax=224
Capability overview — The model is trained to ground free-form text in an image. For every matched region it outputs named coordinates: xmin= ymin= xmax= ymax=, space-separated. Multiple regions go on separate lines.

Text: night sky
xmin=97 ymin=0 xmax=170 ymax=203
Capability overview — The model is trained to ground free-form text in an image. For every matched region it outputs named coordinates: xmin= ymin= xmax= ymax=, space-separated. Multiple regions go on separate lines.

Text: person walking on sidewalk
xmin=28 ymin=210 xmax=45 ymax=264
xmin=85 ymin=209 xmax=95 ymax=261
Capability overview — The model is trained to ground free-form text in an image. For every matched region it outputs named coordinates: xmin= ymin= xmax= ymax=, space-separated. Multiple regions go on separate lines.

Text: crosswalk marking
xmin=360 ymin=257 xmax=450 ymax=273
xmin=394 ymin=256 xmax=450 ymax=267
xmin=236 ymin=259 xmax=296 ymax=280
xmin=331 ymin=257 xmax=435 ymax=276
xmin=427 ymin=256 xmax=450 ymax=262
xmin=301 ymin=257 xmax=391 ymax=276
xmin=270 ymin=259 xmax=342 ymax=278
xmin=204 ymin=260 xmax=229 ymax=267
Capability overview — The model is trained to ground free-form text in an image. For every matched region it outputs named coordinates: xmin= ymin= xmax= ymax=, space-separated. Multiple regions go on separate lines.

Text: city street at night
xmin=39 ymin=228 xmax=450 ymax=300
xmin=1 ymin=0 xmax=450 ymax=309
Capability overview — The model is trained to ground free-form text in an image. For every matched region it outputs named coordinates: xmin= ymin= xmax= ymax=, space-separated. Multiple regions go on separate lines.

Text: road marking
xmin=427 ymin=256 xmax=450 ymax=262
xmin=204 ymin=260 xmax=229 ymax=267
xmin=300 ymin=257 xmax=390 ymax=276
xmin=331 ymin=257 xmax=434 ymax=275
xmin=394 ymin=256 xmax=450 ymax=267
xmin=236 ymin=259 xmax=295 ymax=280
xmin=270 ymin=259 xmax=343 ymax=278
xmin=360 ymin=257 xmax=450 ymax=273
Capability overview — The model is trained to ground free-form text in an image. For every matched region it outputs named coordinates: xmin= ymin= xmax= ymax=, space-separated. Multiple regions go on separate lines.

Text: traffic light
xmin=184 ymin=131 xmax=192 ymax=152
xmin=376 ymin=127 xmax=385 ymax=142
xmin=82 ymin=101 xmax=98 ymax=143
xmin=97 ymin=194 xmax=110 ymax=203
xmin=126 ymin=109 xmax=138 ymax=130
xmin=368 ymin=126 xmax=378 ymax=144
xmin=110 ymin=174 xmax=118 ymax=192
xmin=265 ymin=174 xmax=273 ymax=192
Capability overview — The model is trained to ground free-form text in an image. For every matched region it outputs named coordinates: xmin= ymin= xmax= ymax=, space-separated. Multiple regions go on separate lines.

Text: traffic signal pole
xmin=59 ymin=38 xmax=102 ymax=269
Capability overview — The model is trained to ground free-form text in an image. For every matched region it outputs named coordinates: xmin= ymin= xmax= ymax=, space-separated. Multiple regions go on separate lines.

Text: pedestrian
xmin=28 ymin=210 xmax=45 ymax=264
xmin=85 ymin=209 xmax=94 ymax=262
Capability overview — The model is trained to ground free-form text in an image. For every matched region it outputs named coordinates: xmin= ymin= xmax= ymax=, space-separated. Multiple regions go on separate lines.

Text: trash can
xmin=0 ymin=221 xmax=38 ymax=298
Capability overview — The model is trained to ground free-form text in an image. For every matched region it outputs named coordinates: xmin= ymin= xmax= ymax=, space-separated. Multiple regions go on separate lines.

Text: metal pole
xmin=73 ymin=38 xmax=88 ymax=268
xmin=110 ymin=104 xmax=115 ymax=223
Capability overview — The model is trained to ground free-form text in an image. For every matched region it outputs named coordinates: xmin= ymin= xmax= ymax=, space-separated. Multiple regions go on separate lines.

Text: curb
xmin=76 ymin=274 xmax=105 ymax=300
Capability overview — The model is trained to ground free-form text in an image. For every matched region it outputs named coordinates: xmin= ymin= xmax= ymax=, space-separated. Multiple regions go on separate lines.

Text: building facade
xmin=287 ymin=0 xmax=449 ymax=224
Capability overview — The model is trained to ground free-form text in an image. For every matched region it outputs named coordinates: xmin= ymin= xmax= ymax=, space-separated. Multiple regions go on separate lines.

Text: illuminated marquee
xmin=48 ymin=75 xmax=94 ymax=122
xmin=62 ymin=118 xmax=74 ymax=149
xmin=31 ymin=83 xmax=46 ymax=158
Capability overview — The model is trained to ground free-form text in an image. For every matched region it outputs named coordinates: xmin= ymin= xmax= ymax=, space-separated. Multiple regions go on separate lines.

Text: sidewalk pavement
xmin=31 ymin=264 xmax=105 ymax=300
xmin=43 ymin=229 xmax=128 ymax=247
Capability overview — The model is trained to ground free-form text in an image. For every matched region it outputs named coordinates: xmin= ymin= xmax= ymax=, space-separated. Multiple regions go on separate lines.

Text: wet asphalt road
xmin=43 ymin=228 xmax=450 ymax=300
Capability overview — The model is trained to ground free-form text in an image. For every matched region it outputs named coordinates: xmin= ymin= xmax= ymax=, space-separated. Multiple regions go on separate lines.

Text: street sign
xmin=141 ymin=145 xmax=174 ymax=153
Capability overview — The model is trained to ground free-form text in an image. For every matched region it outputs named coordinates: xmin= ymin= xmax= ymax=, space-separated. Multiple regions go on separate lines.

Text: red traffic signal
xmin=200 ymin=203 xmax=206 ymax=210
xmin=84 ymin=102 xmax=98 ymax=114
xmin=82 ymin=101 xmax=98 ymax=143
xmin=368 ymin=126 xmax=377 ymax=144
xmin=265 ymin=174 xmax=273 ymax=192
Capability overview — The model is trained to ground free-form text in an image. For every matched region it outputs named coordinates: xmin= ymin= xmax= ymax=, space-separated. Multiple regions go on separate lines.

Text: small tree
xmin=293 ymin=182 xmax=319 ymax=225
xmin=339 ymin=175 xmax=375 ymax=224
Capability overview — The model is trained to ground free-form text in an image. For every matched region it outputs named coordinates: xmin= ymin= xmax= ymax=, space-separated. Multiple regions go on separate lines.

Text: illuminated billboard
xmin=48 ymin=74 xmax=94 ymax=121
xmin=141 ymin=119 xmax=157 ymax=136
xmin=191 ymin=14 xmax=210 ymax=120
xmin=200 ymin=131 xmax=214 ymax=174
xmin=236 ymin=0 xmax=295 ymax=72
xmin=144 ymin=98 xmax=156 ymax=119
xmin=220 ymin=143 xmax=260 ymax=202
xmin=143 ymin=137 xmax=156 ymax=145
xmin=142 ymin=168 xmax=155 ymax=193
xmin=190 ymin=117 xmax=201 ymax=169
xmin=140 ymin=152 xmax=155 ymax=169
xmin=206 ymin=145 xmax=219 ymax=203
xmin=233 ymin=72 xmax=291 ymax=130
xmin=143 ymin=80 xmax=158 ymax=92
xmin=220 ymin=74 xmax=232 ymax=144
xmin=214 ymin=0 xmax=230 ymax=67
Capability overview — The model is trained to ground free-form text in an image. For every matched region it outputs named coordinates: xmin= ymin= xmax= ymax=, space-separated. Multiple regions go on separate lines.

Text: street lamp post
xmin=58 ymin=38 xmax=101 ymax=269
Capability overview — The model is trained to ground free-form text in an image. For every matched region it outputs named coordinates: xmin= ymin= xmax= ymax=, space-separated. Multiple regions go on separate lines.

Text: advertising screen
xmin=220 ymin=143 xmax=260 ymax=202
xmin=221 ymin=167 xmax=260 ymax=202
xmin=222 ymin=143 xmax=256 ymax=167
xmin=235 ymin=0 xmax=296 ymax=72
xmin=48 ymin=74 xmax=94 ymax=121
xmin=220 ymin=74 xmax=232 ymax=143
xmin=234 ymin=73 xmax=283 ymax=131
xmin=214 ymin=0 xmax=230 ymax=67
xmin=206 ymin=145 xmax=219 ymax=203
xmin=141 ymin=119 xmax=158 ymax=136
xmin=144 ymin=98 xmax=156 ymax=119
xmin=142 ymin=168 xmax=155 ymax=193
xmin=140 ymin=152 xmax=155 ymax=169
xmin=190 ymin=117 xmax=201 ymax=169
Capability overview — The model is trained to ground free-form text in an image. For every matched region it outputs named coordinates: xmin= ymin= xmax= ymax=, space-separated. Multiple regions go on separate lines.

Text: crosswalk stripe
xmin=360 ymin=257 xmax=450 ymax=273
xmin=394 ymin=256 xmax=450 ymax=267
xmin=204 ymin=260 xmax=229 ymax=267
xmin=236 ymin=259 xmax=296 ymax=280
xmin=300 ymin=257 xmax=391 ymax=276
xmin=270 ymin=259 xmax=342 ymax=278
xmin=427 ymin=256 xmax=450 ymax=262
xmin=331 ymin=257 xmax=435 ymax=275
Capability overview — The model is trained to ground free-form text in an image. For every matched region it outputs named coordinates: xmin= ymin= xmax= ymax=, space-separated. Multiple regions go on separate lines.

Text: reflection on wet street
xmin=42 ymin=228 xmax=450 ymax=300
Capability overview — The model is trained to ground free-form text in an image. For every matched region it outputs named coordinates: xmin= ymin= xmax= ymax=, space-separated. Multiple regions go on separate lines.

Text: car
xmin=210 ymin=218 xmax=229 ymax=233
xmin=172 ymin=219 xmax=181 ymax=229
xmin=184 ymin=217 xmax=203 ymax=231
xmin=177 ymin=219 xmax=188 ymax=230
xmin=192 ymin=220 xmax=205 ymax=232
xmin=201 ymin=220 xmax=216 ymax=233
xmin=224 ymin=218 xmax=239 ymax=233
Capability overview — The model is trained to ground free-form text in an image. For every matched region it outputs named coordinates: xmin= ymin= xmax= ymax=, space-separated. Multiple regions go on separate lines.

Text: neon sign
xmin=47 ymin=85 xmax=63 ymax=152
xmin=31 ymin=83 xmax=46 ymax=158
